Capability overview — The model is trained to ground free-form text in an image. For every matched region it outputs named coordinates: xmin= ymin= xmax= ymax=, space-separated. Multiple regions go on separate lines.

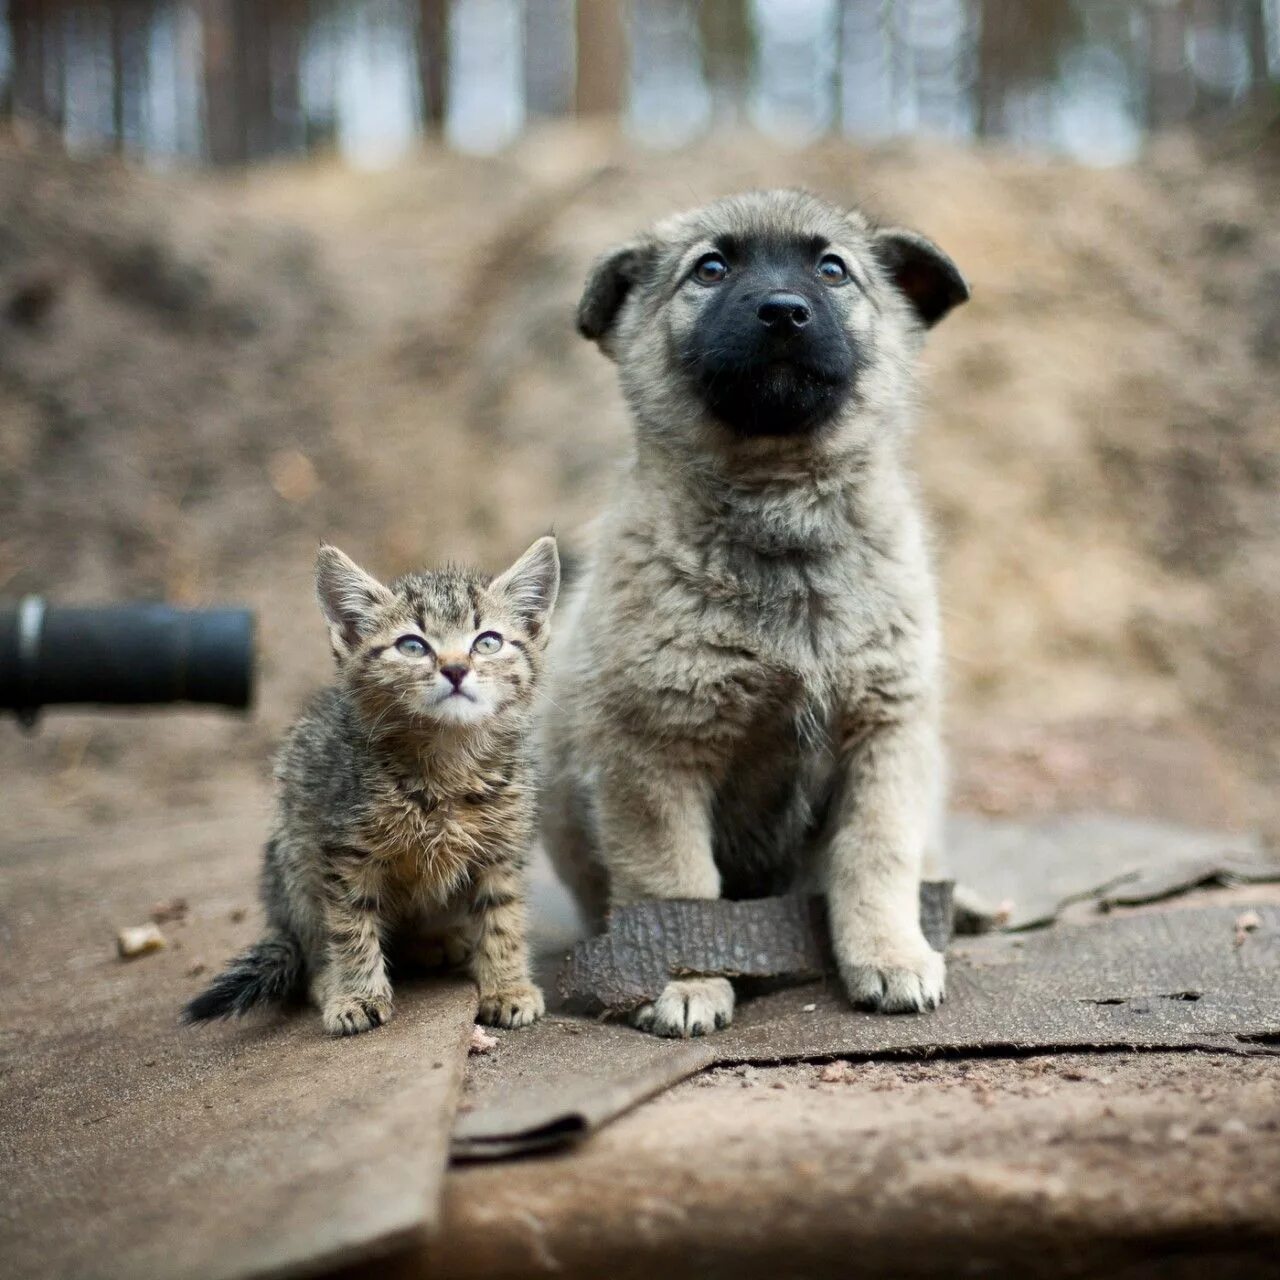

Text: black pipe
xmin=0 ymin=600 xmax=255 ymax=722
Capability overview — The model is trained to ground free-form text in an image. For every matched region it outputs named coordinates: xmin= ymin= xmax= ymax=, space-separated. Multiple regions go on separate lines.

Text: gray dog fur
xmin=540 ymin=189 xmax=969 ymax=1037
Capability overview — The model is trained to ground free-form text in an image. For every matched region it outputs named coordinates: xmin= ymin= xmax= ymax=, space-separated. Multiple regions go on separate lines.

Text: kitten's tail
xmin=181 ymin=931 xmax=304 ymax=1023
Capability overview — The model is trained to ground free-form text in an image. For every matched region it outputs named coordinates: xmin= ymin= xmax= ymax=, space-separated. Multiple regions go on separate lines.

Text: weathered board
xmin=0 ymin=817 xmax=477 ymax=1280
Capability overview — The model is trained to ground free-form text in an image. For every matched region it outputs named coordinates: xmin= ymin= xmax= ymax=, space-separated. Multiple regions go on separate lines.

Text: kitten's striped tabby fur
xmin=184 ymin=536 xmax=559 ymax=1036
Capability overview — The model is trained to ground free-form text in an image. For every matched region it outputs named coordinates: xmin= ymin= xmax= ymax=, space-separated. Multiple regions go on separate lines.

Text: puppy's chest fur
xmin=607 ymin=509 xmax=914 ymax=757
xmin=585 ymin=484 xmax=928 ymax=895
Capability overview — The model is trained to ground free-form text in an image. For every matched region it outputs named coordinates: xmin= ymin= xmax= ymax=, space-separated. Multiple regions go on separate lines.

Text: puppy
xmin=541 ymin=189 xmax=968 ymax=1037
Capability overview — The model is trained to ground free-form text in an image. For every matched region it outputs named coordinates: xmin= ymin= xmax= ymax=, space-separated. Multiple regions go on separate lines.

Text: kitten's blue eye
xmin=395 ymin=635 xmax=430 ymax=658
xmin=472 ymin=631 xmax=503 ymax=656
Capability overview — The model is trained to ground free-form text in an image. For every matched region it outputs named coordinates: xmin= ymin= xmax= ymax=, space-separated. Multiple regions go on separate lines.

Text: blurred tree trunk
xmin=524 ymin=0 xmax=575 ymax=118
xmin=109 ymin=1 xmax=151 ymax=154
xmin=201 ymin=0 xmax=245 ymax=163
xmin=975 ymin=0 xmax=1083 ymax=138
xmin=1145 ymin=0 xmax=1192 ymax=129
xmin=699 ymin=0 xmax=754 ymax=121
xmin=110 ymin=5 xmax=126 ymax=149
xmin=575 ymin=0 xmax=626 ymax=116
xmin=240 ymin=0 xmax=273 ymax=158
xmin=1246 ymin=0 xmax=1269 ymax=91
xmin=268 ymin=0 xmax=306 ymax=155
xmin=8 ymin=0 xmax=48 ymax=122
xmin=418 ymin=0 xmax=449 ymax=135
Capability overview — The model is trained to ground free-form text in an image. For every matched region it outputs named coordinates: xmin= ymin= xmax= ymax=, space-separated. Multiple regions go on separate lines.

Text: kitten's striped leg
xmin=315 ymin=893 xmax=393 ymax=1036
xmin=467 ymin=862 xmax=544 ymax=1029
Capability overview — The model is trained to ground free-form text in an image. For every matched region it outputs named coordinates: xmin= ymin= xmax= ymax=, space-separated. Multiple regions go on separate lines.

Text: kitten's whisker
xmin=531 ymin=686 xmax=569 ymax=717
xmin=364 ymin=700 xmax=398 ymax=746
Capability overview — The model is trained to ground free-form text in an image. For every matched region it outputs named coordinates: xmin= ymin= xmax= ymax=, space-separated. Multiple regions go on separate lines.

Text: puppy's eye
xmin=472 ymin=631 xmax=503 ymax=656
xmin=395 ymin=635 xmax=430 ymax=658
xmin=818 ymin=254 xmax=849 ymax=285
xmin=693 ymin=253 xmax=729 ymax=285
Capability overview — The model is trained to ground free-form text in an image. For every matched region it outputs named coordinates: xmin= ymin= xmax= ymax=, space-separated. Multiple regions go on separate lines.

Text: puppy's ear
xmin=872 ymin=228 xmax=969 ymax=329
xmin=576 ymin=242 xmax=654 ymax=354
xmin=316 ymin=544 xmax=395 ymax=657
xmin=491 ymin=535 xmax=560 ymax=640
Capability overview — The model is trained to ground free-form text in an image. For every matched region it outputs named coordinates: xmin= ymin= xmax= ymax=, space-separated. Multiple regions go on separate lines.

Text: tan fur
xmin=540 ymin=190 xmax=968 ymax=1037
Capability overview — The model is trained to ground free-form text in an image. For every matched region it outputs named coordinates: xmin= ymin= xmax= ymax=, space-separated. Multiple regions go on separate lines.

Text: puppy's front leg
xmin=825 ymin=713 xmax=945 ymax=1014
xmin=599 ymin=764 xmax=734 ymax=1038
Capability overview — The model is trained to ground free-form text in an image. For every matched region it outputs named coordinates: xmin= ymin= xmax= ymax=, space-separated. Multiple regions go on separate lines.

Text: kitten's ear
xmin=491 ymin=536 xmax=560 ymax=638
xmin=315 ymin=544 xmax=395 ymax=655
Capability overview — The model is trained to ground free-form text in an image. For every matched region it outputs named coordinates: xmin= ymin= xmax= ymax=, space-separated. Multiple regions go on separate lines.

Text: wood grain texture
xmin=0 ymin=817 xmax=477 ymax=1280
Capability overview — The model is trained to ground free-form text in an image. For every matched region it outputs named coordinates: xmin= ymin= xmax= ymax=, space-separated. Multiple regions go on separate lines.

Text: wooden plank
xmin=0 ymin=816 xmax=477 ymax=1280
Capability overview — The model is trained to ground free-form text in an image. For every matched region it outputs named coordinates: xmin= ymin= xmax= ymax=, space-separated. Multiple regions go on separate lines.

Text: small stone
xmin=150 ymin=898 xmax=189 ymax=925
xmin=185 ymin=960 xmax=207 ymax=977
xmin=117 ymin=923 xmax=166 ymax=959
xmin=469 ymin=1026 xmax=499 ymax=1055
xmin=819 ymin=1062 xmax=851 ymax=1084
xmin=229 ymin=908 xmax=247 ymax=924
xmin=802 ymin=1003 xmax=817 ymax=1013
xmin=1234 ymin=910 xmax=1263 ymax=947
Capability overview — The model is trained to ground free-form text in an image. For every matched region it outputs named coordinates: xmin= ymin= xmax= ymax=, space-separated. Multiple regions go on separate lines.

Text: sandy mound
xmin=1 ymin=123 xmax=1276 ymax=834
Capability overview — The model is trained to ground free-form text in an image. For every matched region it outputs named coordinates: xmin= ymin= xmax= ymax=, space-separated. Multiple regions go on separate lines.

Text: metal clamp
xmin=14 ymin=595 xmax=45 ymax=729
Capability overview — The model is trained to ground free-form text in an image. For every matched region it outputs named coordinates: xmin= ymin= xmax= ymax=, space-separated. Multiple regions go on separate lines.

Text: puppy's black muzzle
xmin=682 ymin=275 xmax=855 ymax=439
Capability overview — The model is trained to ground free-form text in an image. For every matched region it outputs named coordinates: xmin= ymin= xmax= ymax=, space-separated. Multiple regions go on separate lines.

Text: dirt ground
xmin=2 ymin=118 xmax=1279 ymax=842
xmin=413 ymin=1051 xmax=1280 ymax=1280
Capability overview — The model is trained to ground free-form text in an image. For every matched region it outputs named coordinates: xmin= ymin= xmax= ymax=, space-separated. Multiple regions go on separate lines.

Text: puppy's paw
xmin=477 ymin=982 xmax=545 ymax=1029
xmin=630 ymin=977 xmax=734 ymax=1038
xmin=839 ymin=933 xmax=945 ymax=1014
xmin=323 ymin=993 xmax=393 ymax=1037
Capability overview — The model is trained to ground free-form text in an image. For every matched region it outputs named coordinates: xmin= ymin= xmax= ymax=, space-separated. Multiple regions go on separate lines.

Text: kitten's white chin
xmin=424 ymin=693 xmax=492 ymax=727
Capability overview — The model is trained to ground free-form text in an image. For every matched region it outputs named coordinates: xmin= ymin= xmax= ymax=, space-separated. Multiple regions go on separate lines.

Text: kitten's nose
xmin=757 ymin=291 xmax=811 ymax=330
xmin=440 ymin=663 xmax=469 ymax=689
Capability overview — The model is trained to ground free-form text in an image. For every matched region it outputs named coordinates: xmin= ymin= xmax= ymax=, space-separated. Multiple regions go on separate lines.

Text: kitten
xmin=183 ymin=536 xmax=559 ymax=1036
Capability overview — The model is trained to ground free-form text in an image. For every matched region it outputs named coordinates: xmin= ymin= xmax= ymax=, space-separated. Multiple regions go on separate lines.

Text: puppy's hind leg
xmin=541 ymin=771 xmax=611 ymax=933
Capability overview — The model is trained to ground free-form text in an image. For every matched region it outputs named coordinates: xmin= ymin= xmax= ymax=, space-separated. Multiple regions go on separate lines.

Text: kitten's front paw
xmin=630 ymin=977 xmax=734 ymax=1038
xmin=477 ymin=983 xmax=545 ymax=1029
xmin=323 ymin=993 xmax=393 ymax=1037
xmin=838 ymin=932 xmax=945 ymax=1014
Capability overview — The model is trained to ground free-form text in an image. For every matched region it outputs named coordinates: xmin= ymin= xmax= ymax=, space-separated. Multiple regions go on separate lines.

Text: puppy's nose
xmin=440 ymin=663 xmax=469 ymax=689
xmin=757 ymin=292 xmax=811 ymax=330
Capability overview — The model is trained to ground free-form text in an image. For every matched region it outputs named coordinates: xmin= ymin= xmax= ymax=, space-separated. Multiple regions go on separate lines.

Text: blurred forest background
xmin=1 ymin=0 xmax=1278 ymax=848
